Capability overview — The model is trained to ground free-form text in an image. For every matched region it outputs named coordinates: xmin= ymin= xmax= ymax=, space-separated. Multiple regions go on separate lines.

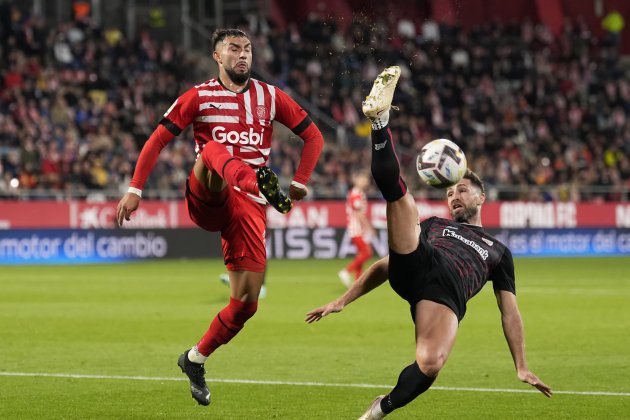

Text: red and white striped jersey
xmin=162 ymin=78 xmax=308 ymax=167
xmin=346 ymin=187 xmax=367 ymax=238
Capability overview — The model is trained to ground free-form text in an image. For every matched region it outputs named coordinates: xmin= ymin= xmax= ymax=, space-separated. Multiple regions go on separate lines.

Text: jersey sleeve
xmin=490 ymin=247 xmax=516 ymax=294
xmin=272 ymin=87 xmax=309 ymax=130
xmin=159 ymin=87 xmax=199 ymax=135
xmin=272 ymin=86 xmax=324 ymax=186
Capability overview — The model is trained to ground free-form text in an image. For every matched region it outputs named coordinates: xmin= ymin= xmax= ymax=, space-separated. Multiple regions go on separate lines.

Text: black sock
xmin=370 ymin=127 xmax=408 ymax=202
xmin=380 ymin=362 xmax=436 ymax=414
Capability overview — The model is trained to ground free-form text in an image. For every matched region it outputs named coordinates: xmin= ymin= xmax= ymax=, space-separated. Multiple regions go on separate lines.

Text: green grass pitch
xmin=1 ymin=257 xmax=629 ymax=419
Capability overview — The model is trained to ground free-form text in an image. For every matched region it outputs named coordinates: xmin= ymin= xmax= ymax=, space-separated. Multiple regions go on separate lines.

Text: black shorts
xmin=388 ymin=245 xmax=466 ymax=322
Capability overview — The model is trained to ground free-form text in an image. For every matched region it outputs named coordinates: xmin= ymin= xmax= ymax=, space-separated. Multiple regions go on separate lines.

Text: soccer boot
xmin=257 ymin=166 xmax=293 ymax=214
xmin=219 ymin=272 xmax=230 ymax=286
xmin=362 ymin=66 xmax=401 ymax=129
xmin=338 ymin=269 xmax=353 ymax=289
xmin=358 ymin=395 xmax=387 ymax=420
xmin=177 ymin=350 xmax=211 ymax=406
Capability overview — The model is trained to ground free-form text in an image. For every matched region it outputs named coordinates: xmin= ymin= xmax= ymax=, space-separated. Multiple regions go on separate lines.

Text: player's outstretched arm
xmin=116 ymin=125 xmax=176 ymax=226
xmin=289 ymin=121 xmax=324 ymax=201
xmin=305 ymin=256 xmax=389 ymax=323
xmin=495 ymin=290 xmax=553 ymax=397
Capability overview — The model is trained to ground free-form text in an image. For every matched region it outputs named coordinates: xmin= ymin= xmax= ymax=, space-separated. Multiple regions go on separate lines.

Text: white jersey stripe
xmin=195 ymin=115 xmax=239 ymax=123
xmin=199 ymin=102 xmax=239 ymax=111
xmin=195 ymin=80 xmax=220 ymax=88
xmin=240 ymin=145 xmax=271 ymax=156
xmin=198 ymin=90 xmax=237 ymax=97
xmin=267 ymin=84 xmax=276 ymax=121
xmin=243 ymin=87 xmax=253 ymax=124
xmin=241 ymin=157 xmax=266 ymax=165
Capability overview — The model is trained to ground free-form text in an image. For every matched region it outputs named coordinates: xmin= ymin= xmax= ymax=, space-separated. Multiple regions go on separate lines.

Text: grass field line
xmin=1 ymin=371 xmax=629 ymax=397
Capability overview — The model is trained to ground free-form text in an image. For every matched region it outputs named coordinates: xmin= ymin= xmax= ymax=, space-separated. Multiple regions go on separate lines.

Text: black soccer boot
xmin=256 ymin=166 xmax=293 ymax=214
xmin=177 ymin=350 xmax=211 ymax=406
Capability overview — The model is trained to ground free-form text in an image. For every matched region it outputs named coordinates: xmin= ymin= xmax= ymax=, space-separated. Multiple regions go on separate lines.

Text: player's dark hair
xmin=464 ymin=169 xmax=485 ymax=194
xmin=211 ymin=29 xmax=250 ymax=50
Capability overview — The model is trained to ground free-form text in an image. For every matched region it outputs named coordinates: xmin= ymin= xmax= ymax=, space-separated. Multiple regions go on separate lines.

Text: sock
xmin=187 ymin=345 xmax=207 ymax=364
xmin=196 ymin=297 xmax=258 ymax=356
xmin=370 ymin=127 xmax=408 ymax=202
xmin=347 ymin=237 xmax=372 ymax=278
xmin=380 ymin=362 xmax=436 ymax=414
xmin=201 ymin=141 xmax=259 ymax=195
xmin=369 ymin=109 xmax=390 ymax=130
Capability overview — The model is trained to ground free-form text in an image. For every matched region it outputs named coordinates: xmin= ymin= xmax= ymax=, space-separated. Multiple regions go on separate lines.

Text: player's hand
xmin=517 ymin=368 xmax=552 ymax=397
xmin=289 ymin=183 xmax=308 ymax=201
xmin=116 ymin=192 xmax=141 ymax=226
xmin=305 ymin=301 xmax=344 ymax=323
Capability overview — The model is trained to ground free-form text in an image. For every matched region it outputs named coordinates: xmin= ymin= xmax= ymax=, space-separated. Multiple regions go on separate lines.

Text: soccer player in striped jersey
xmin=338 ymin=171 xmax=375 ymax=288
xmin=306 ymin=67 xmax=551 ymax=419
xmin=116 ymin=28 xmax=323 ymax=406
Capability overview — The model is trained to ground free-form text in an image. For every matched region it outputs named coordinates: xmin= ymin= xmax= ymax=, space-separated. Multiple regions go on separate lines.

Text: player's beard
xmin=452 ymin=204 xmax=478 ymax=223
xmin=226 ymin=67 xmax=250 ymax=85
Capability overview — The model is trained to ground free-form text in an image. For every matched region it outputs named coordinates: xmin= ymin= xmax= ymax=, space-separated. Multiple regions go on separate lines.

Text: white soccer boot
xmin=362 ymin=66 xmax=401 ymax=129
xmin=218 ymin=273 xmax=230 ymax=286
xmin=357 ymin=395 xmax=387 ymax=420
xmin=338 ymin=269 xmax=353 ymax=289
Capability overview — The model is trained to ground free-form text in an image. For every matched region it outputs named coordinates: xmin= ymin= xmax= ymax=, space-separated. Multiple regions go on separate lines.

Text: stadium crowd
xmin=1 ymin=4 xmax=629 ymax=201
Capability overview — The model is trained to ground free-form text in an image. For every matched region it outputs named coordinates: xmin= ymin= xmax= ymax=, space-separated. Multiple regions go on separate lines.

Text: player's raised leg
xmin=363 ymin=66 xmax=419 ymax=255
xmin=198 ymin=141 xmax=259 ymax=194
xmin=196 ymin=141 xmax=292 ymax=214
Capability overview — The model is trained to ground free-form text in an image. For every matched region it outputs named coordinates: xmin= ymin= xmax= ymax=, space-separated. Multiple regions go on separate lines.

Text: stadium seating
xmin=1 ymin=6 xmax=628 ymax=201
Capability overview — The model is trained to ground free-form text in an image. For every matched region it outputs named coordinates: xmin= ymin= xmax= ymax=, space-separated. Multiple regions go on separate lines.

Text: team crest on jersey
xmin=481 ymin=237 xmax=494 ymax=246
xmin=256 ymin=105 xmax=267 ymax=119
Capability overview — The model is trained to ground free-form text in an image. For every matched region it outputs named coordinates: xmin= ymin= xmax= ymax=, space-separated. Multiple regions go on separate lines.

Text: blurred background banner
xmin=1 ymin=200 xmax=629 ymax=229
xmin=2 ymin=226 xmax=628 ymax=264
xmin=0 ymin=228 xmax=220 ymax=264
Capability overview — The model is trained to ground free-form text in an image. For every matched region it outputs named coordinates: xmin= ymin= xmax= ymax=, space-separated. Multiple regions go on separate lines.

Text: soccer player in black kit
xmin=306 ymin=66 xmax=552 ymax=419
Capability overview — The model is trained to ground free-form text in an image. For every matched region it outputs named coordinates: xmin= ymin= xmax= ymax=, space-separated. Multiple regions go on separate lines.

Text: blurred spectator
xmin=1 ymin=8 xmax=628 ymax=202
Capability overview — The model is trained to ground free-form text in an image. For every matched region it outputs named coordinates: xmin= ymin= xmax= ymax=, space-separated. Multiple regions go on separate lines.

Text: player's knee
xmin=234 ymin=300 xmax=258 ymax=324
xmin=223 ymin=298 xmax=258 ymax=329
xmin=200 ymin=141 xmax=229 ymax=172
xmin=415 ymin=350 xmax=447 ymax=377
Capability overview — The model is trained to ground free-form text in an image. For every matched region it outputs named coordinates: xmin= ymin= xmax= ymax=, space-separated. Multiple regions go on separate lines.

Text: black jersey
xmin=421 ymin=216 xmax=515 ymax=301
xmin=388 ymin=216 xmax=515 ymax=321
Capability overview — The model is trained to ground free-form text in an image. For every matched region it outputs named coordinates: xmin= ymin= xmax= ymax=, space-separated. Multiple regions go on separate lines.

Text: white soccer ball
xmin=416 ymin=139 xmax=467 ymax=188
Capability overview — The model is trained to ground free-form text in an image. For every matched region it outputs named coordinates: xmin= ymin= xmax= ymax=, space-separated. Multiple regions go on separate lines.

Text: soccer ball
xmin=416 ymin=139 xmax=467 ymax=188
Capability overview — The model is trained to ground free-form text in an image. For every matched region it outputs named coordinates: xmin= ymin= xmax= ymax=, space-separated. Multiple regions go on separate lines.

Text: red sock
xmin=196 ymin=297 xmax=258 ymax=356
xmin=347 ymin=237 xmax=373 ymax=280
xmin=201 ymin=142 xmax=259 ymax=195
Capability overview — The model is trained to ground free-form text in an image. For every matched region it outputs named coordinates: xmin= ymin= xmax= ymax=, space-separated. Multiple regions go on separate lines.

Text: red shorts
xmin=185 ymin=173 xmax=266 ymax=272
